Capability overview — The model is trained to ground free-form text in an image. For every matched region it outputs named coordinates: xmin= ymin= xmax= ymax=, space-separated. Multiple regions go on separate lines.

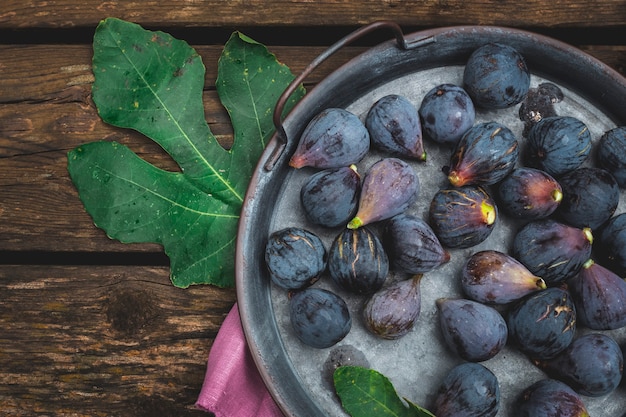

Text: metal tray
xmin=236 ymin=24 xmax=626 ymax=417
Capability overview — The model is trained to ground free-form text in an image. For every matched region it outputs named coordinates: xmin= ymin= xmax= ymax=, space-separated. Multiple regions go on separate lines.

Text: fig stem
xmin=347 ymin=217 xmax=363 ymax=229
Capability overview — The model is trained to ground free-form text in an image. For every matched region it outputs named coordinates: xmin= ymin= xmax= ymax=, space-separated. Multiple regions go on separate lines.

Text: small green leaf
xmin=334 ymin=366 xmax=436 ymax=417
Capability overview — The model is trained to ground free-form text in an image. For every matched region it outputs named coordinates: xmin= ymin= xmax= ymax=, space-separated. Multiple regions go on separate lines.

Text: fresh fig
xmin=433 ymin=362 xmax=500 ymax=417
xmin=516 ymin=378 xmax=590 ymax=417
xmin=497 ymin=167 xmax=562 ymax=219
xmin=511 ymin=219 xmax=593 ymax=285
xmin=289 ymin=108 xmax=370 ymax=169
xmin=365 ymin=94 xmax=426 ymax=160
xmin=461 ymin=250 xmax=546 ymax=304
xmin=418 ymin=83 xmax=475 ymax=146
xmin=596 ymin=212 xmax=626 ymax=276
xmin=382 ymin=213 xmax=450 ymax=274
xmin=524 ymin=116 xmax=592 ymax=177
xmin=556 ymin=167 xmax=619 ymax=230
xmin=300 ymin=165 xmax=361 ymax=228
xmin=437 ymin=298 xmax=508 ymax=362
xmin=347 ymin=158 xmax=419 ymax=229
xmin=264 ymin=227 xmax=327 ymax=290
xmin=447 ymin=121 xmax=519 ymax=187
xmin=362 ymin=275 xmax=422 ymax=339
xmin=429 ymin=185 xmax=497 ymax=249
xmin=568 ymin=259 xmax=626 ymax=330
xmin=507 ymin=287 xmax=577 ymax=360
xmin=596 ymin=126 xmax=626 ymax=188
xmin=328 ymin=226 xmax=389 ymax=295
xmin=535 ymin=333 xmax=624 ymax=397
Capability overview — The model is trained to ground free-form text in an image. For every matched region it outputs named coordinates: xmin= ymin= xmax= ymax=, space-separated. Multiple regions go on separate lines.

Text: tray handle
xmin=265 ymin=20 xmax=435 ymax=170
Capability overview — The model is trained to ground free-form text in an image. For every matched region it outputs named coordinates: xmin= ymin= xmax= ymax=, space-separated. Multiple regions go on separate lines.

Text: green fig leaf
xmin=334 ymin=366 xmax=436 ymax=417
xmin=67 ymin=17 xmax=304 ymax=287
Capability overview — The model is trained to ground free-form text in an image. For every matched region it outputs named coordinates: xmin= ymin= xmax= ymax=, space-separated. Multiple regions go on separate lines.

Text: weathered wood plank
xmin=1 ymin=0 xmax=625 ymax=29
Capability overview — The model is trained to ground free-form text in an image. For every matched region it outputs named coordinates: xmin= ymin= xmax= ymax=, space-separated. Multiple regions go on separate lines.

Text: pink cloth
xmin=196 ymin=303 xmax=284 ymax=417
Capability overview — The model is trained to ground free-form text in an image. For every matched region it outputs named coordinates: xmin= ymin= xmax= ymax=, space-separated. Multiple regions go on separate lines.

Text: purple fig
xmin=347 ymin=158 xmax=419 ymax=229
xmin=517 ymin=379 xmax=590 ymax=417
xmin=497 ymin=167 xmax=562 ymax=219
xmin=461 ymin=250 xmax=546 ymax=304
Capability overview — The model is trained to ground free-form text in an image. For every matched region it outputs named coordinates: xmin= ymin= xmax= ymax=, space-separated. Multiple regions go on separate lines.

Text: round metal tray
xmin=236 ymin=24 xmax=626 ymax=417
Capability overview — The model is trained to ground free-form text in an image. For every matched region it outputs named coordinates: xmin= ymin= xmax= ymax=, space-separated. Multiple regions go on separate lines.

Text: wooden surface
xmin=1 ymin=1 xmax=625 ymax=416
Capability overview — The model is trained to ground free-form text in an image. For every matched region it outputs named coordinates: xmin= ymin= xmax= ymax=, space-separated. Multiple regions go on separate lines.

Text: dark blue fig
xmin=328 ymin=226 xmax=389 ymax=295
xmin=265 ymin=227 xmax=326 ymax=290
xmin=597 ymin=126 xmax=626 ymax=188
xmin=516 ymin=379 xmax=590 ymax=417
xmin=463 ymin=42 xmax=530 ymax=109
xmin=365 ymin=94 xmax=426 ymax=160
xmin=418 ymin=83 xmax=475 ymax=146
xmin=461 ymin=250 xmax=546 ymax=304
xmin=518 ymin=82 xmax=564 ymax=136
xmin=434 ymin=362 xmax=500 ymax=417
xmin=524 ymin=116 xmax=592 ymax=177
xmin=556 ymin=167 xmax=619 ymax=230
xmin=300 ymin=165 xmax=361 ymax=228
xmin=289 ymin=287 xmax=351 ymax=349
xmin=568 ymin=259 xmax=626 ymax=330
xmin=507 ymin=287 xmax=576 ymax=360
xmin=511 ymin=219 xmax=593 ymax=285
xmin=429 ymin=185 xmax=497 ymax=249
xmin=382 ymin=213 xmax=450 ymax=274
xmin=289 ymin=108 xmax=370 ymax=169
xmin=437 ymin=298 xmax=507 ymax=362
xmin=362 ymin=275 xmax=422 ymax=339
xmin=347 ymin=158 xmax=419 ymax=229
xmin=596 ymin=212 xmax=626 ymax=276
xmin=497 ymin=167 xmax=562 ymax=219
xmin=447 ymin=121 xmax=519 ymax=187
xmin=535 ymin=333 xmax=624 ymax=397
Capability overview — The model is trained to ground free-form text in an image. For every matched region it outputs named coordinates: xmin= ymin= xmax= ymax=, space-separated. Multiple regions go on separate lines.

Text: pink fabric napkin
xmin=196 ymin=302 xmax=284 ymax=417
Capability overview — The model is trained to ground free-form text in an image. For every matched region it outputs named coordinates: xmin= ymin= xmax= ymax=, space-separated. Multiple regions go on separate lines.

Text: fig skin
xmin=461 ymin=250 xmax=546 ymax=305
xmin=596 ymin=212 xmax=626 ymax=276
xmin=447 ymin=121 xmax=519 ymax=187
xmin=382 ymin=213 xmax=450 ymax=274
xmin=437 ymin=298 xmax=508 ymax=362
xmin=362 ymin=275 xmax=422 ymax=340
xmin=516 ymin=378 xmax=590 ymax=417
xmin=289 ymin=107 xmax=370 ymax=169
xmin=348 ymin=157 xmax=419 ymax=229
xmin=511 ymin=219 xmax=593 ymax=285
xmin=568 ymin=258 xmax=626 ymax=330
xmin=596 ymin=126 xmax=626 ymax=188
xmin=507 ymin=287 xmax=577 ymax=360
xmin=433 ymin=362 xmax=500 ymax=417
xmin=429 ymin=185 xmax=497 ymax=249
xmin=497 ymin=167 xmax=562 ymax=219
xmin=419 ymin=83 xmax=475 ymax=146
xmin=328 ymin=226 xmax=389 ymax=295
xmin=365 ymin=94 xmax=426 ymax=160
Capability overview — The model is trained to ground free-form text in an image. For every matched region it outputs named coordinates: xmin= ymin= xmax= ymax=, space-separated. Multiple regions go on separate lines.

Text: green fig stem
xmin=582 ymin=227 xmax=593 ymax=244
xmin=552 ymin=188 xmax=563 ymax=203
xmin=583 ymin=258 xmax=595 ymax=269
xmin=347 ymin=216 xmax=363 ymax=229
xmin=419 ymin=151 xmax=427 ymax=162
xmin=536 ymin=277 xmax=547 ymax=290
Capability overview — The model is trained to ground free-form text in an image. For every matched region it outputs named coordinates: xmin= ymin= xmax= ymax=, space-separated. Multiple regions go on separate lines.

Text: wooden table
xmin=1 ymin=2 xmax=624 ymax=416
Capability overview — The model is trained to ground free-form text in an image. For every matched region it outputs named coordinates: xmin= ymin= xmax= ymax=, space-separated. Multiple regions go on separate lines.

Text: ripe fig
xmin=524 ymin=116 xmax=592 ymax=177
xmin=433 ymin=362 xmax=500 ymax=417
xmin=568 ymin=259 xmax=626 ymax=330
xmin=362 ymin=274 xmax=422 ymax=339
xmin=596 ymin=126 xmax=626 ymax=188
xmin=264 ymin=227 xmax=327 ymax=290
xmin=429 ymin=185 xmax=497 ymax=249
xmin=382 ymin=213 xmax=450 ymax=274
xmin=556 ymin=167 xmax=619 ymax=230
xmin=497 ymin=167 xmax=562 ymax=219
xmin=516 ymin=378 xmax=590 ymax=417
xmin=437 ymin=298 xmax=507 ymax=362
xmin=418 ymin=83 xmax=475 ymax=146
xmin=463 ymin=42 xmax=530 ymax=109
xmin=507 ymin=287 xmax=576 ymax=360
xmin=447 ymin=121 xmax=519 ymax=187
xmin=535 ymin=333 xmax=624 ymax=397
xmin=511 ymin=219 xmax=593 ymax=285
xmin=289 ymin=287 xmax=351 ymax=349
xmin=596 ymin=212 xmax=626 ymax=276
xmin=300 ymin=165 xmax=361 ymax=228
xmin=289 ymin=108 xmax=369 ymax=169
xmin=328 ymin=226 xmax=389 ymax=295
xmin=347 ymin=158 xmax=419 ymax=229
xmin=461 ymin=250 xmax=546 ymax=304
xmin=365 ymin=94 xmax=426 ymax=160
